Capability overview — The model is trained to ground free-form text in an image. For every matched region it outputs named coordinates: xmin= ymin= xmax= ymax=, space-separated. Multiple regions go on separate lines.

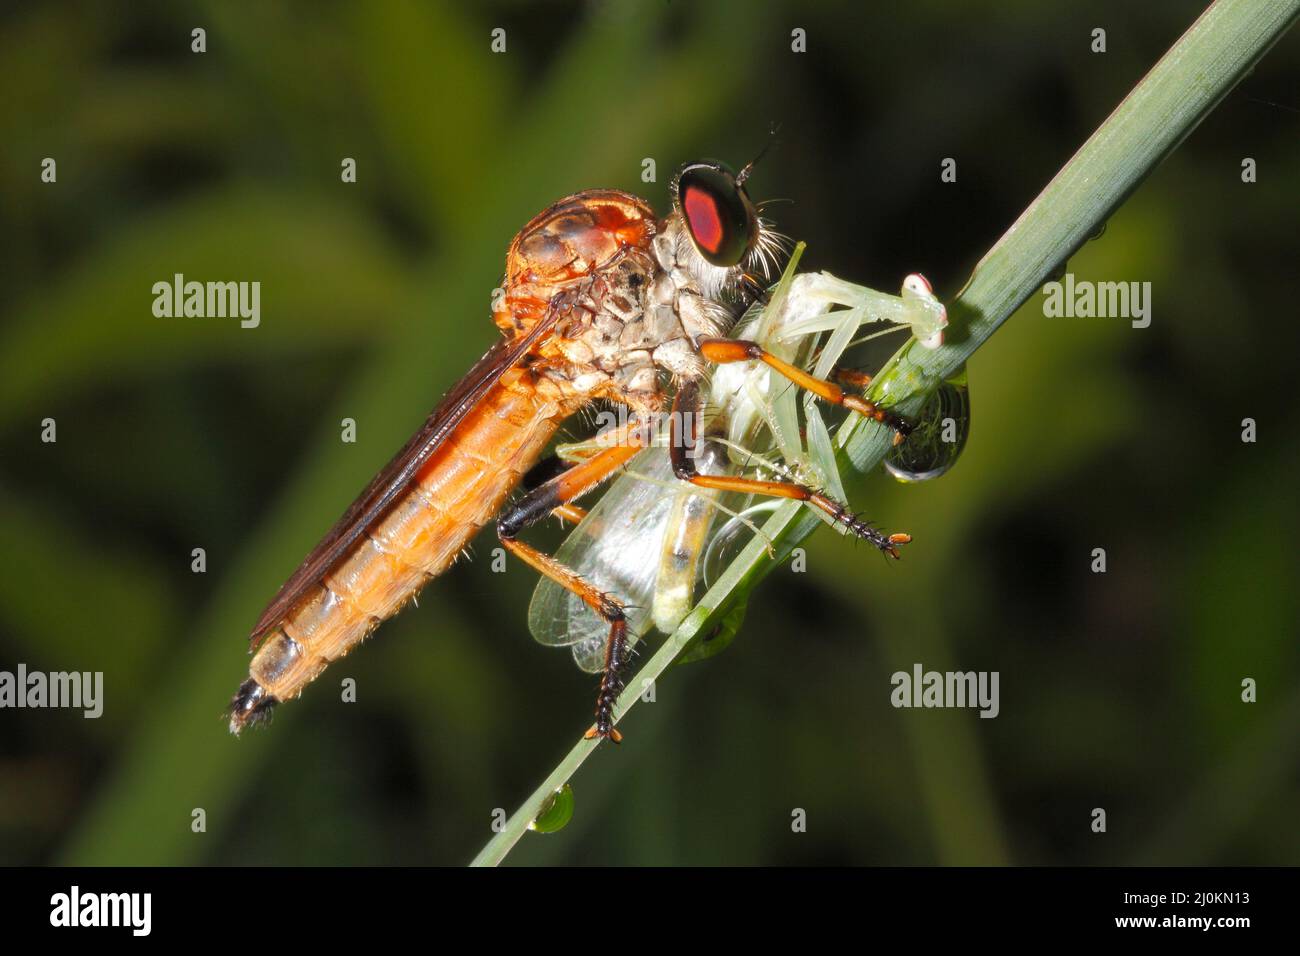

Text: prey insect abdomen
xmin=242 ymin=371 xmax=576 ymax=716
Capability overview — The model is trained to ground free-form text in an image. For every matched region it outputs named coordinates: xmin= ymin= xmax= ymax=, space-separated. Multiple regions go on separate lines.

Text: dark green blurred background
xmin=1 ymin=0 xmax=1296 ymax=866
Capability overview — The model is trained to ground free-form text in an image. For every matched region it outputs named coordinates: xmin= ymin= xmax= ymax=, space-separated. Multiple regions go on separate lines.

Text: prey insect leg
xmin=498 ymin=426 xmax=651 ymax=742
xmin=698 ymin=337 xmax=913 ymax=442
xmin=669 ymin=380 xmax=911 ymax=558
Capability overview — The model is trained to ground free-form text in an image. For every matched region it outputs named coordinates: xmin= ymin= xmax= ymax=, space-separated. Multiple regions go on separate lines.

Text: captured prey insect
xmin=529 ymin=251 xmax=949 ymax=673
xmin=228 ymin=158 xmax=922 ymax=742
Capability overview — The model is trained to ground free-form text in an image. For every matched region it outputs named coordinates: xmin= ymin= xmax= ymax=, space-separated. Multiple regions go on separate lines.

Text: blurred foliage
xmin=0 ymin=0 xmax=1296 ymax=866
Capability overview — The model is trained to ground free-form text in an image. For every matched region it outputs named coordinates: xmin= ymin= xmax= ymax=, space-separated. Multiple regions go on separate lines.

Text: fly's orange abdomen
xmin=243 ymin=369 xmax=576 ymax=712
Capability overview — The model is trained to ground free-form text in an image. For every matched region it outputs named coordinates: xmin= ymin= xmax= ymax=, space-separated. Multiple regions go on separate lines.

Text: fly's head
xmin=661 ymin=159 xmax=789 ymax=305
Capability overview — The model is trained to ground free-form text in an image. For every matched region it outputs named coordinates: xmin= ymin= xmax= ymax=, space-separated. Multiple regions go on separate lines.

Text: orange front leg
xmin=669 ymin=380 xmax=911 ymax=558
xmin=699 ymin=337 xmax=913 ymax=443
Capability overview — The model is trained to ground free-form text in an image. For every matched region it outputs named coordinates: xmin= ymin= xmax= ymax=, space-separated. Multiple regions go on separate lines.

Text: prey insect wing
xmin=527 ymin=446 xmax=674 ymax=670
xmin=528 ymin=442 xmax=745 ymax=670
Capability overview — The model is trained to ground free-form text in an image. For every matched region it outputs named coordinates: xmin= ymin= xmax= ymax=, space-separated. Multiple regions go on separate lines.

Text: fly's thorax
xmin=510 ymin=245 xmax=661 ymax=415
xmin=493 ymin=189 xmax=658 ymax=338
xmin=525 ymin=231 xmax=736 ymax=414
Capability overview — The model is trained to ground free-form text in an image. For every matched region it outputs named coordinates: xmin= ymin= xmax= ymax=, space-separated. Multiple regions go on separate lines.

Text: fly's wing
xmin=527 ymin=447 xmax=676 ymax=673
xmin=248 ymin=312 xmax=562 ymax=647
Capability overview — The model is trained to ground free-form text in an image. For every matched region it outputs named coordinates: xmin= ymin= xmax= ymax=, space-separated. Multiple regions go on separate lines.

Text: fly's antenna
xmin=736 ymin=123 xmax=782 ymax=186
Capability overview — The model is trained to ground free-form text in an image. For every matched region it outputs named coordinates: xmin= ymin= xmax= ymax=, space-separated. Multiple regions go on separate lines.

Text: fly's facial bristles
xmin=756 ymin=217 xmax=792 ymax=253
xmin=744 ymin=219 xmax=792 ymax=282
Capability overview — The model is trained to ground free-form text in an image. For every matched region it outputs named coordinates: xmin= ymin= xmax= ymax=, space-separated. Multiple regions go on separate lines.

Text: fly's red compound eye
xmin=674 ymin=161 xmax=758 ymax=268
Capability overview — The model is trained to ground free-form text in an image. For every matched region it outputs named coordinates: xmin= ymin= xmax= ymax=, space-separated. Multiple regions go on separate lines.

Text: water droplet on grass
xmin=885 ymin=366 xmax=970 ymax=482
xmin=529 ymin=785 xmax=575 ymax=834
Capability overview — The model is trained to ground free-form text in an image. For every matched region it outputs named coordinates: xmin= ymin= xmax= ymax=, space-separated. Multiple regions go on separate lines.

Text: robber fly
xmin=529 ymin=259 xmax=948 ymax=671
xmin=229 ymin=160 xmax=915 ymax=741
